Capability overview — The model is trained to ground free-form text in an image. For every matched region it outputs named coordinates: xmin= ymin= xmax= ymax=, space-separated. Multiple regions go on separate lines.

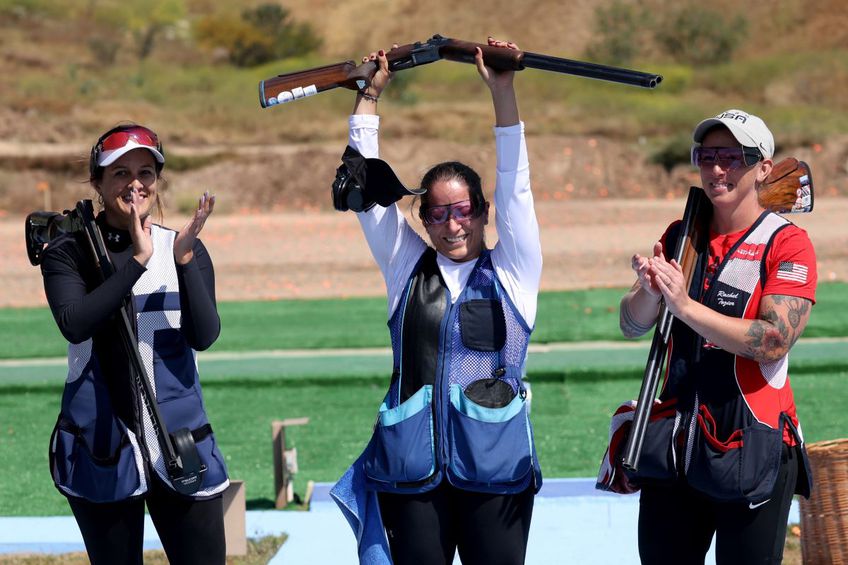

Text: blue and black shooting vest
xmin=362 ymin=248 xmax=542 ymax=495
xmin=49 ymin=224 xmax=229 ymax=502
xmin=632 ymin=211 xmax=811 ymax=503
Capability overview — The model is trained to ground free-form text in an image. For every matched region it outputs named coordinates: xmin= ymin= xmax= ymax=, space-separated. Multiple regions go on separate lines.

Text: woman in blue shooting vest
xmin=332 ymin=38 xmax=542 ymax=565
xmin=39 ymin=124 xmax=229 ymax=564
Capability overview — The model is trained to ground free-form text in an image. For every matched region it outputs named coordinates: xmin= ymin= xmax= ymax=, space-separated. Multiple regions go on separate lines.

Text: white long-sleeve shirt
xmin=349 ymin=114 xmax=542 ymax=327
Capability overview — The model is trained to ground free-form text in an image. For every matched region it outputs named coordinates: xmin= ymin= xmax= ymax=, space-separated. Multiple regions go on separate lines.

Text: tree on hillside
xmin=584 ymin=0 xmax=652 ymax=65
xmin=194 ymin=3 xmax=322 ymax=67
xmin=585 ymin=0 xmax=748 ymax=67
xmin=86 ymin=0 xmax=186 ymax=65
xmin=653 ymin=4 xmax=747 ymax=65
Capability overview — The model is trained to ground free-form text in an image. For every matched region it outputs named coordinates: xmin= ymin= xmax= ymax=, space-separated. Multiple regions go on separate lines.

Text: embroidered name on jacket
xmin=708 ymin=214 xmax=789 ymax=318
xmin=716 ymin=290 xmax=740 ymax=308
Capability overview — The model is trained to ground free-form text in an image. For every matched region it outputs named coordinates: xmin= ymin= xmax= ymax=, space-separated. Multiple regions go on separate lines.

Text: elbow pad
xmin=332 ymin=145 xmax=425 ymax=212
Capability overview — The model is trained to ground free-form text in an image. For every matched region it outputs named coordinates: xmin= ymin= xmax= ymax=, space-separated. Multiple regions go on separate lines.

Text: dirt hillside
xmin=2 ymin=0 xmax=847 ymax=306
xmin=5 ymin=192 xmax=847 ymax=308
xmin=3 ymin=133 xmax=847 ymax=308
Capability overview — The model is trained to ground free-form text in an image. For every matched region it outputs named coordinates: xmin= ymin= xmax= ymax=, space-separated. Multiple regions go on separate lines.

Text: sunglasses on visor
xmin=90 ymin=125 xmax=163 ymax=175
xmin=101 ymin=127 xmax=159 ymax=151
xmin=691 ymin=146 xmax=763 ymax=169
xmin=421 ymin=200 xmax=478 ymax=225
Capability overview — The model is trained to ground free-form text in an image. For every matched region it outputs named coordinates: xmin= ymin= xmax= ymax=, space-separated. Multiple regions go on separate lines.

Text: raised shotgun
xmin=259 ymin=34 xmax=663 ymax=108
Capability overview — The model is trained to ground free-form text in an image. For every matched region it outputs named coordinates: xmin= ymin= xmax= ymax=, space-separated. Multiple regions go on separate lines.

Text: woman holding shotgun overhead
xmin=618 ymin=110 xmax=816 ymax=564
xmin=38 ymin=123 xmax=228 ymax=564
xmin=330 ymin=38 xmax=541 ymax=565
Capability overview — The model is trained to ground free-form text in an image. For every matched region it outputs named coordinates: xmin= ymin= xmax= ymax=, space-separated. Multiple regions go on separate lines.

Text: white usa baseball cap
xmin=693 ymin=109 xmax=774 ymax=159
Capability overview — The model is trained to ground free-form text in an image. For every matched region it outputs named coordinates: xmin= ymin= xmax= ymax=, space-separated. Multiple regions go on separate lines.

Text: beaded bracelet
xmin=359 ymin=91 xmax=379 ymax=103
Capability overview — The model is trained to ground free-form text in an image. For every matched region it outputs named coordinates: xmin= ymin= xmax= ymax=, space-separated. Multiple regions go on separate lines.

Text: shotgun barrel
xmin=259 ymin=35 xmax=663 ymax=108
xmin=436 ymin=38 xmax=661 ymax=88
xmin=621 ymin=186 xmax=706 ymax=472
xmin=521 ymin=52 xmax=662 ymax=89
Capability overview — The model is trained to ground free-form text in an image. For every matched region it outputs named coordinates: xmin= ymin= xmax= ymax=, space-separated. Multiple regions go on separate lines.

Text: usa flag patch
xmin=777 ymin=261 xmax=808 ymax=283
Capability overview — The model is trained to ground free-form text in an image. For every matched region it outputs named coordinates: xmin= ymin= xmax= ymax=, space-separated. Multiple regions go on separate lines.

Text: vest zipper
xmin=683 ymin=392 xmax=699 ymax=474
xmin=435 ymin=289 xmax=455 ymax=476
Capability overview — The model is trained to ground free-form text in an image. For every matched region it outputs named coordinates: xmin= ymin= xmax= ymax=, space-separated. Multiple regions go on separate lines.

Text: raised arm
xmin=475 ymin=38 xmax=520 ymax=127
xmin=176 ymin=239 xmax=220 ymax=351
xmin=349 ymin=47 xmax=426 ymax=315
xmin=483 ymin=38 xmax=542 ymax=327
xmin=352 ymin=46 xmax=392 ymax=117
xmin=41 ymin=237 xmax=145 ymax=344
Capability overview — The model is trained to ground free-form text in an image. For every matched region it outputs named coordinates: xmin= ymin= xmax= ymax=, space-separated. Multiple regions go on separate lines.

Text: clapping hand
xmin=129 ymin=195 xmax=153 ymax=267
xmin=631 ymin=241 xmax=664 ymax=298
xmin=174 ymin=191 xmax=215 ymax=266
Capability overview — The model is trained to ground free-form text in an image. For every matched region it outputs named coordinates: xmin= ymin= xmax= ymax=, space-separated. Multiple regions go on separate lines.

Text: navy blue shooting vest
xmin=49 ymin=224 xmax=229 ymax=502
xmin=362 ymin=248 xmax=542 ymax=495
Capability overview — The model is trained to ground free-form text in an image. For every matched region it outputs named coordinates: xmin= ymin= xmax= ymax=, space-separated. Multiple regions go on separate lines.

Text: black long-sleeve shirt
xmin=41 ymin=216 xmax=220 ymax=349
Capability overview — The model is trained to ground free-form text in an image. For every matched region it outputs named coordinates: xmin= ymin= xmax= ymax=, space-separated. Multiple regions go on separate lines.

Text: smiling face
xmin=93 ymin=148 xmax=159 ymax=229
xmin=422 ymin=177 xmax=489 ymax=262
xmin=698 ymin=127 xmax=771 ymax=213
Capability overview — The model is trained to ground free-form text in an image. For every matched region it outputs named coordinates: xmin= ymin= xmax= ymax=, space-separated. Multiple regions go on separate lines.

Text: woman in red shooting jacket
xmin=619 ymin=109 xmax=817 ymax=564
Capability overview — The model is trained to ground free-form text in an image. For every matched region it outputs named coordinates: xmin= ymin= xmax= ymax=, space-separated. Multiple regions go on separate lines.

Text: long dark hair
xmin=417 ymin=161 xmax=486 ymax=221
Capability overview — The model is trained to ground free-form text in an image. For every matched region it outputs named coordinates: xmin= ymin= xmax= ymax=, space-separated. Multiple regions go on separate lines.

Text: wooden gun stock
xmin=259 ymin=34 xmax=662 ymax=108
xmin=760 ymin=158 xmax=814 ymax=214
xmin=622 ymin=157 xmax=815 ymax=472
xmin=259 ymin=61 xmax=359 ymax=108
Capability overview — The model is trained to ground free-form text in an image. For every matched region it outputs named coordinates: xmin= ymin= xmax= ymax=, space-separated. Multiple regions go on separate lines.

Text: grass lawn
xmin=1 ymin=365 xmax=845 ymax=516
xmin=0 ymin=283 xmax=845 ymax=516
xmin=1 ymin=282 xmax=847 ymax=359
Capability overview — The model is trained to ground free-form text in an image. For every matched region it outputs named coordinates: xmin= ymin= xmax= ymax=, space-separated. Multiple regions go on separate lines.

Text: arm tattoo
xmin=620 ymin=299 xmax=655 ymax=339
xmin=782 ymin=295 xmax=810 ymax=330
xmin=743 ymin=294 xmax=812 ymax=362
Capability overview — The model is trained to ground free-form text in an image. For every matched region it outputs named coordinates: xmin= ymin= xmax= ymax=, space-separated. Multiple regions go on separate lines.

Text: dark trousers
xmin=638 ymin=444 xmax=799 ymax=565
xmin=378 ymin=481 xmax=534 ymax=565
xmin=68 ymin=477 xmax=225 ymax=565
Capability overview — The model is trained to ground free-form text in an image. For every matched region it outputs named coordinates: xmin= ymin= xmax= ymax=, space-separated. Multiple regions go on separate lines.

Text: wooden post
xmin=36 ymin=181 xmax=51 ymax=211
xmin=223 ymin=480 xmax=246 ymax=556
xmin=272 ymin=417 xmax=309 ymax=509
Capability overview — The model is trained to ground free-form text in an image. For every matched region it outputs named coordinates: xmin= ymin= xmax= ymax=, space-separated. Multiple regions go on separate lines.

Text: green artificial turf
xmin=1 ymin=365 xmax=845 ymax=516
xmin=1 ymin=283 xmax=846 ymax=515
xmin=1 ymin=282 xmax=846 ymax=359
